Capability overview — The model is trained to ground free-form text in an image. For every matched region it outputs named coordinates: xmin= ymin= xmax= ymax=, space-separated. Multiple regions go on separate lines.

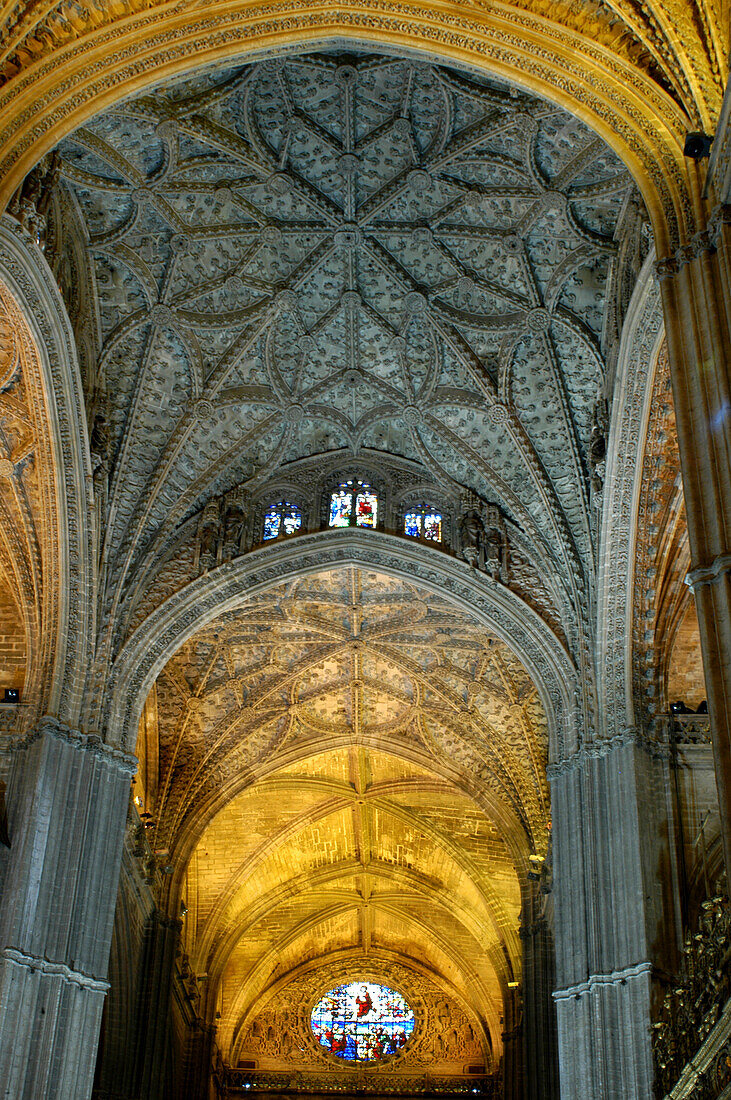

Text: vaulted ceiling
xmin=53 ymin=46 xmax=648 ymax=1078
xmin=54 ymin=50 xmax=647 ymax=660
xmin=138 ymin=566 xmax=549 ymax=1064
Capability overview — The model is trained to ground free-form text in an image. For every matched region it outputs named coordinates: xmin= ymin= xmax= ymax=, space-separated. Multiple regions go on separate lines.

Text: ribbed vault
xmin=137 ymin=564 xmax=549 ymax=1072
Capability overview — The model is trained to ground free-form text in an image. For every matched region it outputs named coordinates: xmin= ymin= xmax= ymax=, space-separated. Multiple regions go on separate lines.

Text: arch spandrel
xmin=0 ymin=2 xmax=718 ymax=251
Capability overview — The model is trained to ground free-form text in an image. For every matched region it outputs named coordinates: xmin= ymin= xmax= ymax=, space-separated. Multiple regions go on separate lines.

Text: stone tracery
xmin=0 ymin=5 xmax=725 ymax=1096
xmin=49 ymin=52 xmax=647 ymax=710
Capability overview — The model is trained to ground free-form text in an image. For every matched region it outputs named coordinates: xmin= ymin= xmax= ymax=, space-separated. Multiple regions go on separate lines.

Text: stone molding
xmin=552 ymin=960 xmax=652 ymax=1001
xmin=597 ymin=254 xmax=664 ymax=741
xmin=1 ymin=945 xmax=110 ymax=993
xmin=0 ymin=218 xmax=94 ymax=727
xmin=108 ymin=528 xmax=578 ymax=759
xmin=687 ymin=551 xmax=731 ymax=590
xmin=13 ymin=715 xmax=137 ymax=777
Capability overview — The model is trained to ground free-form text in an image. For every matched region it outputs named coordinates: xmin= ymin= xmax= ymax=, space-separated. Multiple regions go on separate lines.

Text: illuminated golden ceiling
xmin=138 ymin=566 xmax=550 ymax=1066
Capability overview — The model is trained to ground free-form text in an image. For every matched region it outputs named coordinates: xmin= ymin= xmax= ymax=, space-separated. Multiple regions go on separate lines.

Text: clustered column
xmin=658 ymin=212 xmax=731 ymax=884
xmin=0 ymin=718 xmax=134 ymax=1100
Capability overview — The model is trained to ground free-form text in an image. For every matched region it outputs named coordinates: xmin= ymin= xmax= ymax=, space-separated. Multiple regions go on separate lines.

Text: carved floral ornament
xmin=0 ymin=0 xmax=720 ymax=250
xmin=47 ymin=48 xmax=652 ymax=701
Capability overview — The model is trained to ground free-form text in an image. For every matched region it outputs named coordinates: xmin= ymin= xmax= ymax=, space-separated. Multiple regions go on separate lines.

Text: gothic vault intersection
xmin=52 ymin=52 xmax=646 ymax=678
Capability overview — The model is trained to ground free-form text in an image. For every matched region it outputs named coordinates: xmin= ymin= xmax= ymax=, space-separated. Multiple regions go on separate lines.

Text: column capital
xmin=14 ymin=716 xmax=137 ymax=777
xmin=655 ymin=205 xmax=731 ymax=280
xmin=150 ymin=909 xmax=182 ymax=933
xmin=547 ymin=727 xmax=668 ymax=777
xmin=2 ymin=946 xmax=110 ymax=993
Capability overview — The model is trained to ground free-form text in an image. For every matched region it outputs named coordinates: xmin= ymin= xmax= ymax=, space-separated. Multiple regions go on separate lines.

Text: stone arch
xmin=596 ymin=250 xmax=666 ymax=741
xmin=227 ymin=948 xmax=498 ymax=1071
xmin=0 ymin=217 xmax=93 ymax=725
xmin=0 ymin=11 xmax=706 ymax=253
xmin=108 ymin=528 xmax=577 ymax=760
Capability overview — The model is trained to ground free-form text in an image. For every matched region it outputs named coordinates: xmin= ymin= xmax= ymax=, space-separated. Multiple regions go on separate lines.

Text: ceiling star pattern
xmin=55 ymin=51 xmax=641 ymax=643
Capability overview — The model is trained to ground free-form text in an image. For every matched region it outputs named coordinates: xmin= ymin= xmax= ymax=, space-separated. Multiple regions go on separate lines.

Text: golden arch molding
xmin=0 ymin=0 xmax=704 ymax=253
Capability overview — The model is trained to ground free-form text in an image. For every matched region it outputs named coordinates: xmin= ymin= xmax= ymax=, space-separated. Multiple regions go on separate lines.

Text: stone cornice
xmin=553 ymin=960 xmax=652 ymax=1001
xmin=14 ymin=716 xmax=137 ymax=776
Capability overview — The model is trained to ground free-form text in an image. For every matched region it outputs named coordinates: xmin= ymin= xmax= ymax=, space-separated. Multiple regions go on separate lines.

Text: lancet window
xmin=329 ymin=480 xmax=378 ymax=529
xmin=263 ymin=501 xmax=303 ymax=540
xmin=404 ymin=506 xmax=443 ymax=542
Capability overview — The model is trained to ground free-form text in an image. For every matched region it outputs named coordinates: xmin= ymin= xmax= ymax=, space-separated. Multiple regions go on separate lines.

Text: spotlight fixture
xmin=2 ymin=688 xmax=19 ymax=703
xmin=684 ymin=132 xmax=713 ymax=160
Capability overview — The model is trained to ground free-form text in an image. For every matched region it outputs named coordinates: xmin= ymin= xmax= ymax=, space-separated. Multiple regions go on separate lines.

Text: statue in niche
xmin=7 ymin=152 xmax=61 ymax=251
xmin=459 ymin=507 xmax=485 ymax=569
xmin=222 ymin=491 xmax=248 ymax=560
xmin=484 ymin=524 xmax=503 ymax=581
xmin=89 ymin=395 xmax=110 ymax=543
xmin=459 ymin=494 xmax=509 ymax=581
xmin=90 ymin=408 xmax=109 ymax=489
xmin=198 ymin=500 xmax=221 ymax=573
xmin=588 ymin=397 xmax=608 ymax=493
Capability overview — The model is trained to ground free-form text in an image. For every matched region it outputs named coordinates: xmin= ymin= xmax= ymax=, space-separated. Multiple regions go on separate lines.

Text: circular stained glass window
xmin=311 ymin=981 xmax=415 ymax=1061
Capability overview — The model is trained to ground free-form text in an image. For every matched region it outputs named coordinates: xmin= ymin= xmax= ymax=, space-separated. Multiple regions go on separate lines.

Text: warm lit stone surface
xmin=137 ymin=565 xmax=548 ymax=1068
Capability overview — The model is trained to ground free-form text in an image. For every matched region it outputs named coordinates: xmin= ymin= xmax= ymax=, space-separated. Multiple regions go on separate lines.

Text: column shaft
xmin=550 ymin=740 xmax=657 ymax=1099
xmin=659 ymin=221 xmax=731 ymax=878
xmin=0 ymin=720 xmax=134 ymax=1100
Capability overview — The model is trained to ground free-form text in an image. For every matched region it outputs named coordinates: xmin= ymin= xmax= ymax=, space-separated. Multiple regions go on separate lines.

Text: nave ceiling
xmin=136 ymin=566 xmax=549 ymax=1068
xmin=48 ymin=49 xmax=650 ymax=675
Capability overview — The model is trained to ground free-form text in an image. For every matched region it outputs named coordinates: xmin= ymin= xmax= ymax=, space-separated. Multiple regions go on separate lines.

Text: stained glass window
xmin=311 ymin=982 xmax=414 ymax=1062
xmin=263 ymin=502 xmax=302 ymax=540
xmin=355 ymin=488 xmax=377 ymax=528
xmin=329 ymin=489 xmax=353 ymax=528
xmin=329 ymin=480 xmax=378 ymax=529
xmin=404 ymin=506 xmax=442 ymax=542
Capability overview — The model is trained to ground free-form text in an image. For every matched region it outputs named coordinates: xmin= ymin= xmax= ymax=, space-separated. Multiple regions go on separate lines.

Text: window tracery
xmin=329 ymin=480 xmax=378 ymax=529
xmin=263 ymin=501 xmax=302 ymax=541
xmin=311 ymin=982 xmax=414 ymax=1061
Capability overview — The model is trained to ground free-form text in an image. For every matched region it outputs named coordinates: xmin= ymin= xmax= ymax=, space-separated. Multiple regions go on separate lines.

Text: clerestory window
xmin=404 ymin=507 xmax=442 ymax=542
xmin=263 ymin=501 xmax=303 ymax=541
xmin=329 ymin=479 xmax=378 ymax=529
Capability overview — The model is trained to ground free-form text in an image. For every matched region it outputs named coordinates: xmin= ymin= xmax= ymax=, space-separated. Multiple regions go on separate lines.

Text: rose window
xmin=311 ymin=981 xmax=415 ymax=1061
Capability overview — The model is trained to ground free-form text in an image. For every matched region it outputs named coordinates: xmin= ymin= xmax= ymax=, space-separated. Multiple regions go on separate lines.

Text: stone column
xmin=136 ymin=911 xmax=181 ymax=1099
xmin=0 ymin=718 xmax=134 ymax=1100
xmin=500 ymin=986 xmax=523 ymax=1100
xmin=549 ymin=739 xmax=657 ymax=1099
xmin=181 ymin=1020 xmax=217 ymax=1100
xmin=658 ymin=218 xmax=731 ymax=880
xmin=521 ymin=880 xmax=559 ymax=1099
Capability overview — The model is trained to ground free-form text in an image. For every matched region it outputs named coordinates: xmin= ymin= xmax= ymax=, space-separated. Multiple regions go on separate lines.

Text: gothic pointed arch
xmin=0 ymin=217 xmax=94 ymax=725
